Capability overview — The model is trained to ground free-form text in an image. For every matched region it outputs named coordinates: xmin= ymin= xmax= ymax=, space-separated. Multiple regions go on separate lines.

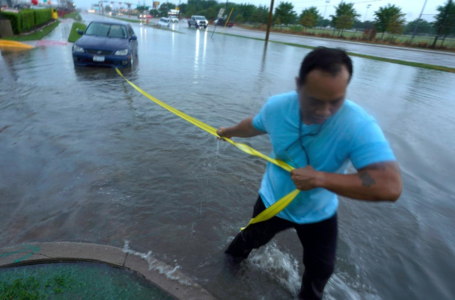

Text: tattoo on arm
xmin=359 ymin=172 xmax=376 ymax=187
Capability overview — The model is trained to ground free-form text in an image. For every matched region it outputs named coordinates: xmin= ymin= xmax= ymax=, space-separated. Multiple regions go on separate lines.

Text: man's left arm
xmin=291 ymin=161 xmax=402 ymax=202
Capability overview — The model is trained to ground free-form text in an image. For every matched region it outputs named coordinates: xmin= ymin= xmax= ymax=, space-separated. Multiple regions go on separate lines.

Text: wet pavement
xmin=1 ymin=12 xmax=455 ymax=300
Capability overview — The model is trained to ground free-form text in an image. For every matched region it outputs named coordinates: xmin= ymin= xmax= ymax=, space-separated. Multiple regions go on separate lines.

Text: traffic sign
xmin=218 ymin=8 xmax=225 ymax=18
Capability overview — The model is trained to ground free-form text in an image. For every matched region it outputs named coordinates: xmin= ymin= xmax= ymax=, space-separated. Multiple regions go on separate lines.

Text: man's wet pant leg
xmin=297 ymin=214 xmax=338 ymax=300
xmin=225 ymin=196 xmax=293 ymax=259
xmin=225 ymin=195 xmax=338 ymax=300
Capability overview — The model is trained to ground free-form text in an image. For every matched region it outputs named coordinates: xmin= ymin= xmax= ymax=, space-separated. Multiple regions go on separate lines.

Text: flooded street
xmin=1 ymin=13 xmax=455 ymax=300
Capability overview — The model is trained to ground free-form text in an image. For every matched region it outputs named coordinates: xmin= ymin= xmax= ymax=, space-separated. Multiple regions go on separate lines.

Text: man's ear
xmin=295 ymin=77 xmax=303 ymax=93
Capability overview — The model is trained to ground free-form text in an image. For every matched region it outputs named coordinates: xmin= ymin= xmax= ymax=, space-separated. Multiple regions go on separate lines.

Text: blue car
xmin=72 ymin=21 xmax=138 ymax=67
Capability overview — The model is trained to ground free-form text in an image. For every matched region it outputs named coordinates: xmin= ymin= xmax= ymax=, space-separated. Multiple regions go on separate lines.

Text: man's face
xmin=296 ymin=66 xmax=350 ymax=125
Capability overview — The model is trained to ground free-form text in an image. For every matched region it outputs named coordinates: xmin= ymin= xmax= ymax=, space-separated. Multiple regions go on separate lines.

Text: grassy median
xmin=63 ymin=11 xmax=82 ymax=21
xmin=215 ymin=32 xmax=455 ymax=74
xmin=68 ymin=22 xmax=87 ymax=43
xmin=110 ymin=16 xmax=142 ymax=23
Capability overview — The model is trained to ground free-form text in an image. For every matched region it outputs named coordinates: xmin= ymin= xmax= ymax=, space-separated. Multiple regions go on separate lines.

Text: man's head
xmin=296 ymin=47 xmax=353 ymax=125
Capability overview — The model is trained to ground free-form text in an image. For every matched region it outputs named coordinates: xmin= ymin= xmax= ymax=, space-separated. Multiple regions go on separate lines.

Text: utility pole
xmin=323 ymin=0 xmax=330 ymax=27
xmin=432 ymin=0 xmax=452 ymax=48
xmin=411 ymin=0 xmax=428 ymax=42
xmin=265 ymin=0 xmax=275 ymax=42
xmin=364 ymin=4 xmax=371 ymax=22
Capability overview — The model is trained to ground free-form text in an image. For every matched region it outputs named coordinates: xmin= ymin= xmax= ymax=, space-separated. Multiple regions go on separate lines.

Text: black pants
xmin=225 ymin=196 xmax=337 ymax=300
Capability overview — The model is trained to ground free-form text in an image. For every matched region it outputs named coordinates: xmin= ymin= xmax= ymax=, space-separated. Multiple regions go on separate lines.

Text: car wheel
xmin=188 ymin=22 xmax=191 ymax=27
xmin=130 ymin=54 xmax=134 ymax=67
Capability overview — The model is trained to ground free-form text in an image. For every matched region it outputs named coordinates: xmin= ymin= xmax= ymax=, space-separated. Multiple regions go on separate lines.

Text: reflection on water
xmin=1 ymin=13 xmax=455 ymax=300
xmin=203 ymin=29 xmax=208 ymax=61
xmin=195 ymin=28 xmax=199 ymax=69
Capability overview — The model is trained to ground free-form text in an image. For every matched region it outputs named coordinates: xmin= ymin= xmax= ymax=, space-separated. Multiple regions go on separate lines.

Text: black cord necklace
xmin=298 ymin=111 xmax=323 ymax=166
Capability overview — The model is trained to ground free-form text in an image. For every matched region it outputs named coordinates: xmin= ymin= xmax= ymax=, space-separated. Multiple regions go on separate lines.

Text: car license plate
xmin=93 ymin=56 xmax=105 ymax=62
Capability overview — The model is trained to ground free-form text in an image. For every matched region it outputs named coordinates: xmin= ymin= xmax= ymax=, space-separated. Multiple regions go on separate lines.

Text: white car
xmin=188 ymin=15 xmax=207 ymax=28
xmin=169 ymin=16 xmax=179 ymax=23
xmin=157 ymin=17 xmax=170 ymax=27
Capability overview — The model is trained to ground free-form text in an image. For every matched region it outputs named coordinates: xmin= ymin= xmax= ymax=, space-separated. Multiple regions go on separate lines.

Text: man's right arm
xmin=217 ymin=117 xmax=266 ymax=139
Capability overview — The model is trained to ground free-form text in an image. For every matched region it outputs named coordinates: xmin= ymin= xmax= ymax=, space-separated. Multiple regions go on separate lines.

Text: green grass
xmin=215 ymin=32 xmax=455 ymax=74
xmin=0 ymin=263 xmax=174 ymax=299
xmin=3 ymin=20 xmax=60 ymax=41
xmin=68 ymin=22 xmax=86 ymax=42
xmin=0 ymin=273 xmax=72 ymax=299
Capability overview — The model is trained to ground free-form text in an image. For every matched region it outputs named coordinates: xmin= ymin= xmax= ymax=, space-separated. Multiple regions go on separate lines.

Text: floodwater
xmin=1 ymin=13 xmax=455 ymax=300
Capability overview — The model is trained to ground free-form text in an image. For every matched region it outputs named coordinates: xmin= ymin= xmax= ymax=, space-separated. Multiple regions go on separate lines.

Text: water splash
xmin=248 ymin=242 xmax=301 ymax=297
xmin=324 ymin=272 xmax=382 ymax=300
xmin=248 ymin=242 xmax=380 ymax=300
xmin=122 ymin=240 xmax=191 ymax=286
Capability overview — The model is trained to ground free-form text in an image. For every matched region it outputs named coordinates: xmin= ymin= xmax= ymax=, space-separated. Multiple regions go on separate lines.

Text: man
xmin=217 ymin=47 xmax=402 ymax=300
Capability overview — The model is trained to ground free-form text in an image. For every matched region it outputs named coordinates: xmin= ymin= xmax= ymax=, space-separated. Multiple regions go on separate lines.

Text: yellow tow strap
xmin=116 ymin=68 xmax=300 ymax=230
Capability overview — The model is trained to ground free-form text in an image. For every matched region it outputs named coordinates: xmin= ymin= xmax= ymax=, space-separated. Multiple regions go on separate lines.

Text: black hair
xmin=298 ymin=47 xmax=353 ymax=85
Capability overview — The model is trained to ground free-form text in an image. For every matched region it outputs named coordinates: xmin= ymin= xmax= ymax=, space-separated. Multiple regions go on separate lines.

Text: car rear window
xmin=86 ymin=23 xmax=127 ymax=39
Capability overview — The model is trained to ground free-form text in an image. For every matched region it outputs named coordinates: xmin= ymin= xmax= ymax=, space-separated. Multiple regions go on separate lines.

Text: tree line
xmin=153 ymin=0 xmax=455 ymax=40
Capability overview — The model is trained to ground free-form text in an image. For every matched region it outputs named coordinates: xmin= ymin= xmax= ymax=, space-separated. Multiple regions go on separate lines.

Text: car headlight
xmin=73 ymin=45 xmax=84 ymax=52
xmin=115 ymin=49 xmax=128 ymax=55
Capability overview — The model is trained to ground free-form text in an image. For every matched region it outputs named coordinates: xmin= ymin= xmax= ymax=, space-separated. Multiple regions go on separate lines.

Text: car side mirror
xmin=77 ymin=29 xmax=83 ymax=35
xmin=130 ymin=36 xmax=137 ymax=41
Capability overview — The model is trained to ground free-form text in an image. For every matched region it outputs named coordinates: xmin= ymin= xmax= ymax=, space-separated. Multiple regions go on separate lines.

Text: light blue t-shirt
xmin=252 ymin=91 xmax=396 ymax=224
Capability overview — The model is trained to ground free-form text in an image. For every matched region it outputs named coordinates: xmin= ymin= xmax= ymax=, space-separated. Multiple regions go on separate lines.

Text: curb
xmin=0 ymin=242 xmax=216 ymax=300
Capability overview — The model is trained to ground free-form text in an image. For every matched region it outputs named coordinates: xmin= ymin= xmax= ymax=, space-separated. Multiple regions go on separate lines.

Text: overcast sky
xmin=74 ymin=0 xmax=447 ymax=22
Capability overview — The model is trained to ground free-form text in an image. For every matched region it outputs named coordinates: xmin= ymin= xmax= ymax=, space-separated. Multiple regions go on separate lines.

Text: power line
xmin=411 ymin=0 xmax=427 ymax=42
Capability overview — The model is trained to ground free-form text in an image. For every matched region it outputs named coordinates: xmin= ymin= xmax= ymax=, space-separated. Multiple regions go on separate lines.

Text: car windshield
xmin=195 ymin=17 xmax=205 ymax=20
xmin=85 ymin=23 xmax=128 ymax=39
